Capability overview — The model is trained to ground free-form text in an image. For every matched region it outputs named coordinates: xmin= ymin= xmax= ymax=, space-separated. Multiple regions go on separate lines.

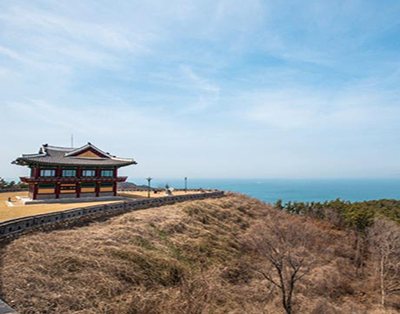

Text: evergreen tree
xmin=275 ymin=199 xmax=283 ymax=210
xmin=0 ymin=177 xmax=7 ymax=189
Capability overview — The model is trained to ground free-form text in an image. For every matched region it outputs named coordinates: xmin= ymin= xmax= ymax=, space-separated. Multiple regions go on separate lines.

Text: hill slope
xmin=0 ymin=194 xmax=397 ymax=314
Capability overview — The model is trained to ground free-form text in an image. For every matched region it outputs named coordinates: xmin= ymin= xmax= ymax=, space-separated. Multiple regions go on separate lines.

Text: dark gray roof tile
xmin=12 ymin=143 xmax=136 ymax=167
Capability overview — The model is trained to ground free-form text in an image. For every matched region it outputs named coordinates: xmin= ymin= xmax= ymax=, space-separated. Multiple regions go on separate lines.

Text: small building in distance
xmin=12 ymin=143 xmax=136 ymax=201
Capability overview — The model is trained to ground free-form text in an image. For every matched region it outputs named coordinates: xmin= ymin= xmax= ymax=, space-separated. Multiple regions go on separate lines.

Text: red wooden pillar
xmin=113 ymin=182 xmax=117 ymax=196
xmin=113 ymin=168 xmax=117 ymax=196
xmin=95 ymin=167 xmax=101 ymax=197
xmin=95 ymin=181 xmax=100 ymax=197
xmin=55 ymin=167 xmax=61 ymax=199
xmin=55 ymin=182 xmax=60 ymax=199
xmin=77 ymin=167 xmax=82 ymax=178
xmin=77 ymin=182 xmax=80 ymax=198
xmin=33 ymin=183 xmax=38 ymax=200
xmin=56 ymin=167 xmax=62 ymax=178
xmin=34 ymin=166 xmax=40 ymax=178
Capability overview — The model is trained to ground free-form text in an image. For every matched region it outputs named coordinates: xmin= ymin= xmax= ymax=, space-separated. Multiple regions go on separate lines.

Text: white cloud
xmin=243 ymin=85 xmax=400 ymax=131
xmin=1 ymin=0 xmax=400 ymax=179
xmin=0 ymin=6 xmax=150 ymax=52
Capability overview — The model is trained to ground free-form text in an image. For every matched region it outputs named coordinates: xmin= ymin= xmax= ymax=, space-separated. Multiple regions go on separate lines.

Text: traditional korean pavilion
xmin=12 ymin=143 xmax=136 ymax=201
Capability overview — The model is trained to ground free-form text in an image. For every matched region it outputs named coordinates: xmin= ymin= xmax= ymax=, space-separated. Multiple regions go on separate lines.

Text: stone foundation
xmin=21 ymin=195 xmax=124 ymax=205
xmin=59 ymin=193 xmax=77 ymax=199
xmin=99 ymin=192 xmax=114 ymax=197
xmin=36 ymin=194 xmax=57 ymax=200
xmin=80 ymin=192 xmax=96 ymax=198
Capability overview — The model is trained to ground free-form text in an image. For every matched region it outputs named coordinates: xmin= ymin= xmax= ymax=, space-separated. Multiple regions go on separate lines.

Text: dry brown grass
xmin=0 ymin=193 xmax=397 ymax=313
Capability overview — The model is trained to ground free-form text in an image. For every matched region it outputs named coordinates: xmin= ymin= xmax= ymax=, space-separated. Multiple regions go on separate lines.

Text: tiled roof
xmin=12 ymin=143 xmax=137 ymax=167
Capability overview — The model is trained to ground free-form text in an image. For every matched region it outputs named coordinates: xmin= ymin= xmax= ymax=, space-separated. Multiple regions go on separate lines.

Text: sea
xmin=6 ymin=176 xmax=400 ymax=204
xmin=145 ymin=178 xmax=400 ymax=204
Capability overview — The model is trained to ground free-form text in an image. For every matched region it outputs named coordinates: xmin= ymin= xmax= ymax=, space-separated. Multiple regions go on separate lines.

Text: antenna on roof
xmin=71 ymin=134 xmax=74 ymax=148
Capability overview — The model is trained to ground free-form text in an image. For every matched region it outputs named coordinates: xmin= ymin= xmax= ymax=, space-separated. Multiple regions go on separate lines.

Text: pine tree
xmin=0 ymin=177 xmax=8 ymax=189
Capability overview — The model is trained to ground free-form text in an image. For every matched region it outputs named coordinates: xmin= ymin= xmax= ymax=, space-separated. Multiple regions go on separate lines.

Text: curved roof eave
xmin=12 ymin=157 xmax=137 ymax=167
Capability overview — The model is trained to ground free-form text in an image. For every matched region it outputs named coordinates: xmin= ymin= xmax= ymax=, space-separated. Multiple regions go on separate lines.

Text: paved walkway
xmin=0 ymin=300 xmax=17 ymax=313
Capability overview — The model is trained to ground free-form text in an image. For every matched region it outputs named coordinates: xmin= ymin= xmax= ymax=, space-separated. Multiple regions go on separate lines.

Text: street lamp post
xmin=146 ymin=177 xmax=152 ymax=198
xmin=184 ymin=177 xmax=187 ymax=193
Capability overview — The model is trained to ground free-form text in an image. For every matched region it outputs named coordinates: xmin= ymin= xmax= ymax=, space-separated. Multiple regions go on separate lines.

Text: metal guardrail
xmin=0 ymin=191 xmax=225 ymax=239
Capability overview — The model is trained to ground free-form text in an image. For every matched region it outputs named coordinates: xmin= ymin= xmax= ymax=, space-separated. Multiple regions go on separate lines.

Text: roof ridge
xmin=46 ymin=145 xmax=75 ymax=151
xmin=21 ymin=153 xmax=47 ymax=158
xmin=65 ymin=143 xmax=111 ymax=158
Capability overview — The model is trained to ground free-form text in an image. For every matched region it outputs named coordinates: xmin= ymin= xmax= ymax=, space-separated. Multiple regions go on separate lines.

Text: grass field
xmin=2 ymin=194 xmax=393 ymax=314
xmin=0 ymin=192 xmax=120 ymax=222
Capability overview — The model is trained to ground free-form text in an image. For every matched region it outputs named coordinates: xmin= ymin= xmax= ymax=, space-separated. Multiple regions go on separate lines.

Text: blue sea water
xmin=144 ymin=178 xmax=400 ymax=204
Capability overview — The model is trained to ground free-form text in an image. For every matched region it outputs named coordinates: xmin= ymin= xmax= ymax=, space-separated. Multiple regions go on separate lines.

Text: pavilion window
xmin=101 ymin=170 xmax=114 ymax=177
xmin=60 ymin=185 xmax=76 ymax=191
xmin=82 ymin=170 xmax=96 ymax=177
xmin=40 ymin=169 xmax=56 ymax=177
xmin=38 ymin=184 xmax=56 ymax=189
xmin=62 ymin=169 xmax=77 ymax=177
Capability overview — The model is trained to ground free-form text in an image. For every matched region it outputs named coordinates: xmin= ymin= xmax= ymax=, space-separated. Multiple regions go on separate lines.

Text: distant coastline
xmin=4 ymin=177 xmax=400 ymax=204
xmin=137 ymin=178 xmax=400 ymax=203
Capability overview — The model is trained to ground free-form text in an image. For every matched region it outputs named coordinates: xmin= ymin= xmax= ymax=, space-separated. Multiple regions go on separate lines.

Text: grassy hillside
xmin=0 ymin=193 xmax=398 ymax=314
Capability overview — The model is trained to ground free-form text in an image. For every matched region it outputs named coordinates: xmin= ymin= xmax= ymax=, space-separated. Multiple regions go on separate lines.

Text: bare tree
xmin=243 ymin=215 xmax=316 ymax=314
xmin=368 ymin=218 xmax=400 ymax=308
xmin=259 ymin=245 xmax=311 ymax=314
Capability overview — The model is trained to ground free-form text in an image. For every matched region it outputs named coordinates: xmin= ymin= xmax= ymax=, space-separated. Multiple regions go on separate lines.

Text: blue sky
xmin=1 ymin=0 xmax=400 ymax=180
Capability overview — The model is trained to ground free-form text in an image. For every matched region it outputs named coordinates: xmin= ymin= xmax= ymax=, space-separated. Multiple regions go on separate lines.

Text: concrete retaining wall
xmin=0 ymin=191 xmax=224 ymax=239
xmin=0 ymin=299 xmax=17 ymax=313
